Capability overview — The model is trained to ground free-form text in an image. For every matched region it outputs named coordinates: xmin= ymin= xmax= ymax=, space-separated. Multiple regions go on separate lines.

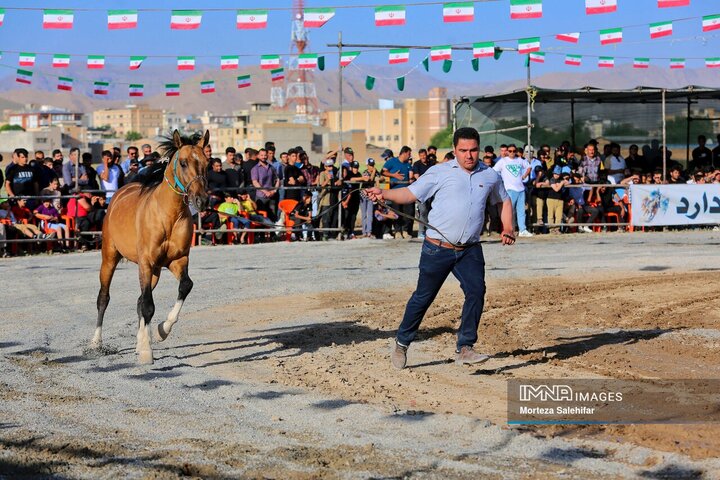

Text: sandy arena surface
xmin=1 ymin=231 xmax=720 ymax=479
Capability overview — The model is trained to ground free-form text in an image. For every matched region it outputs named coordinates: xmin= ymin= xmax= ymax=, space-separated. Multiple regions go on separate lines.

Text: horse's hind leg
xmin=135 ymin=262 xmax=159 ymax=365
xmin=155 ymin=256 xmax=192 ymax=343
xmin=92 ymin=242 xmax=122 ymax=349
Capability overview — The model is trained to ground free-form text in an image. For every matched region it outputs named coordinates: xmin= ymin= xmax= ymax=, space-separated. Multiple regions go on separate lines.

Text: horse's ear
xmin=172 ymin=130 xmax=182 ymax=148
xmin=199 ymin=130 xmax=210 ymax=149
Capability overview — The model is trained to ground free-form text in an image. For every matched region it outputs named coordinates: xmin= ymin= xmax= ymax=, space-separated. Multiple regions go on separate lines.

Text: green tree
xmin=604 ymin=122 xmax=647 ymax=137
xmin=665 ymin=117 xmax=714 ymax=145
xmin=0 ymin=124 xmax=25 ymax=132
xmin=429 ymin=125 xmax=453 ymax=149
xmin=125 ymin=131 xmax=142 ymax=142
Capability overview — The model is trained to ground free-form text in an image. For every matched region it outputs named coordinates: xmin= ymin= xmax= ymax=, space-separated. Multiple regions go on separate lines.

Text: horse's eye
xmin=180 ymin=161 xmax=188 ymax=168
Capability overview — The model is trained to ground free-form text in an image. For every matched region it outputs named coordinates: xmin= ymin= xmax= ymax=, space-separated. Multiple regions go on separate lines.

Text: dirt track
xmin=2 ymin=231 xmax=720 ymax=479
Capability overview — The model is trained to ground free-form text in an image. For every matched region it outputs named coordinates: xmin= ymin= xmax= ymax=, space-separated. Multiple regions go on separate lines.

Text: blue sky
xmin=1 ymin=0 xmax=720 ymax=83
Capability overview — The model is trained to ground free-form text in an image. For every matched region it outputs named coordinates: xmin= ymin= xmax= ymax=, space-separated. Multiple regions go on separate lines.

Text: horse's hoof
xmin=154 ymin=322 xmax=170 ymax=342
xmin=89 ymin=341 xmax=102 ymax=350
xmin=138 ymin=350 xmax=154 ymax=365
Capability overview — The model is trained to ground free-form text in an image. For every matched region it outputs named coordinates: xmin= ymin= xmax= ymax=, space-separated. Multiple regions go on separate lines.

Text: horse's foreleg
xmin=155 ymin=256 xmax=192 ymax=343
xmin=92 ymin=244 xmax=121 ymax=349
xmin=135 ymin=263 xmax=158 ymax=365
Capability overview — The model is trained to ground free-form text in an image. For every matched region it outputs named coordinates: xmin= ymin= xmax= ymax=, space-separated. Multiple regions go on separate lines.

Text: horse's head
xmin=170 ymin=129 xmax=210 ymax=211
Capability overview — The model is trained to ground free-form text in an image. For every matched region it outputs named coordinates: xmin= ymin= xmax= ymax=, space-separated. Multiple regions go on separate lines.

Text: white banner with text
xmin=630 ymin=184 xmax=720 ymax=226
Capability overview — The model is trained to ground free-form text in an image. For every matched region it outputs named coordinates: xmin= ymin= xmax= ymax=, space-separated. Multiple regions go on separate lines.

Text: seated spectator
xmin=289 ymin=191 xmax=315 ymax=241
xmin=590 ymin=172 xmax=626 ymax=226
xmin=41 ymin=177 xmax=62 ymax=211
xmin=66 ymin=192 xmax=106 ymax=250
xmin=207 ymin=158 xmax=229 ymax=206
xmin=237 ymin=189 xmax=277 ymax=243
xmin=565 ymin=172 xmax=596 ymax=233
xmin=217 ymin=192 xmax=243 ymax=243
xmin=82 ymin=152 xmax=100 ymax=191
xmin=0 ymin=200 xmax=52 ymax=243
xmin=373 ymin=204 xmax=398 ymax=239
xmin=667 ymin=165 xmax=686 ymax=184
xmin=34 ymin=197 xmax=69 ymax=252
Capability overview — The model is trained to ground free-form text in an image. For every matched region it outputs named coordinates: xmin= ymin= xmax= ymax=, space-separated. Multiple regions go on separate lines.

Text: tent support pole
xmin=662 ymin=89 xmax=667 ymax=182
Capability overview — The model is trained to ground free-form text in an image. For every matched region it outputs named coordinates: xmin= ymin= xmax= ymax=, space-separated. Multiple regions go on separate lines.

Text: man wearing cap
xmin=341 ymin=160 xmax=364 ymax=238
xmin=342 ymin=147 xmax=354 ymax=176
xmin=382 ymin=146 xmax=414 ymax=238
xmin=365 ymin=127 xmax=515 ymax=369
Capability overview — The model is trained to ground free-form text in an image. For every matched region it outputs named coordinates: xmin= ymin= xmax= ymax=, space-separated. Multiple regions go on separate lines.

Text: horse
xmin=90 ymin=130 xmax=210 ymax=364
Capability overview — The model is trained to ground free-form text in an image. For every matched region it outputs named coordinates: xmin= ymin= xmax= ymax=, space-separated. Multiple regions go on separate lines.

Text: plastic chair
xmin=277 ymin=199 xmax=298 ymax=242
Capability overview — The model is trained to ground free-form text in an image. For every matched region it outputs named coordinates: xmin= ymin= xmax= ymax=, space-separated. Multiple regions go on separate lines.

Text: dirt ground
xmin=2 ymin=233 xmax=720 ymax=478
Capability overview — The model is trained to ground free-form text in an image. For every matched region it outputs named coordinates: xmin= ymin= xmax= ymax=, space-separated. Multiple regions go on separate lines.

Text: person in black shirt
xmin=283 ymin=159 xmax=305 ymax=202
xmin=82 ymin=152 xmax=100 ymax=191
xmin=206 ymin=158 xmax=229 ymax=206
xmin=242 ymin=149 xmax=259 ymax=200
xmin=5 ymin=149 xmax=39 ymax=206
xmin=223 ymin=147 xmax=244 ymax=190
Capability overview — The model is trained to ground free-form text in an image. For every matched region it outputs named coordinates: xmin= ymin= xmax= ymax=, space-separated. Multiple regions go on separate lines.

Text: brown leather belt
xmin=425 ymin=237 xmax=477 ymax=251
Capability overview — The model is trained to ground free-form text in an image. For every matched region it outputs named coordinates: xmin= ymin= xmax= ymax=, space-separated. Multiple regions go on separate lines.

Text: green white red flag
xmin=706 ymin=58 xmax=720 ymax=68
xmin=304 ymin=8 xmax=335 ymax=28
xmin=529 ymin=52 xmax=545 ymax=63
xmin=443 ymin=2 xmax=474 ymax=22
xmin=165 ymin=84 xmax=180 ymax=97
xmin=18 ymin=52 xmax=35 ymax=67
xmin=129 ymin=84 xmax=144 ymax=97
xmin=43 ymin=9 xmax=73 ymax=29
xmin=237 ymin=10 xmax=268 ymax=29
xmin=270 ymin=68 xmax=285 ymax=82
xmin=510 ymin=0 xmax=542 ymax=19
xmin=389 ymin=48 xmax=410 ymax=64
xmin=340 ymin=51 xmax=360 ymax=66
xmin=518 ymin=37 xmax=540 ymax=54
xmin=107 ymin=10 xmax=137 ymax=29
xmin=298 ymin=53 xmax=319 ymax=69
xmin=87 ymin=55 xmax=105 ymax=69
xmin=177 ymin=56 xmax=195 ymax=71
xmin=0 ymin=9 xmax=5 ymax=27
xmin=565 ymin=54 xmax=582 ymax=66
xmin=16 ymin=69 xmax=32 ymax=85
xmin=670 ymin=58 xmax=685 ymax=69
xmin=52 ymin=54 xmax=70 ymax=68
xmin=702 ymin=14 xmax=720 ymax=32
xmin=430 ymin=45 xmax=452 ymax=62
xmin=261 ymin=55 xmax=281 ymax=69
xmin=598 ymin=56 xmax=615 ymax=68
xmin=237 ymin=75 xmax=251 ymax=88
xmin=473 ymin=42 xmax=495 ymax=58
xmin=586 ymin=0 xmax=617 ymax=15
xmin=201 ymin=81 xmax=215 ymax=94
xmin=599 ymin=28 xmax=623 ymax=45
xmin=649 ymin=21 xmax=672 ymax=39
xmin=556 ymin=32 xmax=580 ymax=43
xmin=129 ymin=56 xmax=145 ymax=70
xmin=171 ymin=10 xmax=202 ymax=30
xmin=57 ymin=77 xmax=73 ymax=91
xmin=633 ymin=58 xmax=650 ymax=69
xmin=94 ymin=81 xmax=109 ymax=95
xmin=221 ymin=56 xmax=239 ymax=70
xmin=375 ymin=6 xmax=406 ymax=26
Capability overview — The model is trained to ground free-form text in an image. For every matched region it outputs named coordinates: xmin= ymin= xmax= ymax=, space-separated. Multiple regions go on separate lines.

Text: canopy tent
xmin=454 ymin=85 xmax=720 ymax=172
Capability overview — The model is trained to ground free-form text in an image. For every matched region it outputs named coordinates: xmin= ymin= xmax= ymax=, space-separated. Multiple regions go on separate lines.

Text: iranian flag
xmin=340 ymin=51 xmax=360 ymax=66
xmin=658 ymin=0 xmax=689 ymax=7
xmin=298 ymin=53 xmax=319 ymax=69
xmin=599 ymin=27 xmax=623 ymax=45
xmin=650 ymin=21 xmax=672 ymax=38
xmin=586 ymin=0 xmax=617 ymax=14
xmin=221 ymin=55 xmax=239 ymax=70
xmin=0 ymin=9 xmax=5 ymax=27
xmin=702 ymin=14 xmax=720 ymax=32
xmin=261 ymin=55 xmax=281 ymax=69
xmin=565 ymin=54 xmax=582 ymax=66
xmin=633 ymin=57 xmax=650 ymax=69
xmin=87 ymin=55 xmax=105 ymax=69
xmin=18 ymin=52 xmax=35 ymax=67
xmin=43 ymin=9 xmax=74 ymax=29
xmin=443 ymin=2 xmax=474 ymax=23
xmin=670 ymin=58 xmax=685 ymax=69
xmin=304 ymin=8 xmax=335 ymax=28
xmin=52 ymin=54 xmax=71 ymax=68
xmin=375 ymin=6 xmax=406 ymax=26
xmin=57 ymin=77 xmax=73 ymax=91
xmin=510 ymin=0 xmax=542 ymax=19
xmin=237 ymin=10 xmax=268 ymax=29
xmin=473 ymin=42 xmax=495 ymax=58
xmin=389 ymin=48 xmax=410 ymax=64
xmin=270 ymin=68 xmax=285 ymax=82
xmin=706 ymin=58 xmax=720 ymax=68
xmin=129 ymin=56 xmax=145 ymax=70
xmin=94 ymin=81 xmax=109 ymax=95
xmin=529 ymin=52 xmax=545 ymax=63
xmin=430 ymin=45 xmax=452 ymax=61
xmin=237 ymin=75 xmax=251 ymax=88
xmin=165 ymin=84 xmax=180 ymax=97
xmin=107 ymin=10 xmax=138 ymax=29
xmin=556 ymin=32 xmax=580 ymax=43
xmin=16 ymin=69 xmax=32 ymax=85
xmin=518 ymin=37 xmax=541 ymax=54
xmin=201 ymin=81 xmax=215 ymax=94
xmin=171 ymin=10 xmax=202 ymax=30
xmin=598 ymin=56 xmax=615 ymax=68
xmin=129 ymin=84 xmax=144 ymax=97
xmin=177 ymin=56 xmax=195 ymax=70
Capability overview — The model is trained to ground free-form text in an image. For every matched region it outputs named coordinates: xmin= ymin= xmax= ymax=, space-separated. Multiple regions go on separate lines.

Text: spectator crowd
xmin=2 ymin=132 xmax=720 ymax=256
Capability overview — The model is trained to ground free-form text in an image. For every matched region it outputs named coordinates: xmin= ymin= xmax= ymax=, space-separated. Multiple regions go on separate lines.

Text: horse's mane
xmin=136 ymin=132 xmax=203 ymax=192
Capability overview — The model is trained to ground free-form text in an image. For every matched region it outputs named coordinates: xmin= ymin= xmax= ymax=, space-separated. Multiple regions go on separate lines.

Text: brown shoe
xmin=390 ymin=341 xmax=408 ymax=369
xmin=455 ymin=346 xmax=490 ymax=366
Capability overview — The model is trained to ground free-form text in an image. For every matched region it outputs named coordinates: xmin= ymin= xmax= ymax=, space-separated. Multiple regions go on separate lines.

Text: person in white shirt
xmin=604 ymin=143 xmax=627 ymax=184
xmin=493 ymin=144 xmax=533 ymax=237
xmin=96 ymin=150 xmax=124 ymax=202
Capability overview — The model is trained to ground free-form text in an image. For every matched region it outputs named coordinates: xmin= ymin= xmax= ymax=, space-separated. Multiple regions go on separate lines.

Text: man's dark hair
xmin=280 ymin=151 xmax=287 ymax=157
xmin=225 ymin=147 xmax=236 ymax=154
xmin=127 ymin=146 xmax=138 ymax=154
xmin=444 ymin=151 xmax=455 ymax=161
xmin=399 ymin=145 xmax=412 ymax=155
xmin=698 ymin=135 xmax=707 ymax=142
xmin=428 ymin=145 xmax=437 ymax=151
xmin=52 ymin=149 xmax=62 ymax=157
xmin=500 ymin=144 xmax=508 ymax=149
xmin=101 ymin=150 xmax=112 ymax=159
xmin=484 ymin=146 xmax=494 ymax=153
xmin=210 ymin=158 xmax=222 ymax=166
xmin=35 ymin=150 xmax=45 ymax=157
xmin=266 ymin=145 xmax=276 ymax=153
xmin=0 ymin=153 xmax=3 ymax=162
xmin=14 ymin=148 xmax=29 ymax=157
xmin=452 ymin=128 xmax=480 ymax=147
xmin=264 ymin=141 xmax=275 ymax=150
xmin=83 ymin=152 xmax=94 ymax=162
xmin=287 ymin=148 xmax=297 ymax=156
xmin=418 ymin=148 xmax=427 ymax=155
xmin=670 ymin=165 xmax=682 ymax=173
xmin=69 ymin=147 xmax=80 ymax=156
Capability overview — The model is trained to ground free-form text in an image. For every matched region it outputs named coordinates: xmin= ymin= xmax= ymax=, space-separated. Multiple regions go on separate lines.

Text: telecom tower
xmin=277 ymin=0 xmax=320 ymax=125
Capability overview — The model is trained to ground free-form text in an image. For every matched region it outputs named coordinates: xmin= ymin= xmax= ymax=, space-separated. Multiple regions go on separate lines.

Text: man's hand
xmin=501 ymin=230 xmax=516 ymax=246
xmin=364 ymin=187 xmax=383 ymax=204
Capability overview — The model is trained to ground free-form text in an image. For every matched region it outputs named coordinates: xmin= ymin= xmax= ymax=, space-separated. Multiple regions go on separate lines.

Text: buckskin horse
xmin=91 ymin=130 xmax=209 ymax=364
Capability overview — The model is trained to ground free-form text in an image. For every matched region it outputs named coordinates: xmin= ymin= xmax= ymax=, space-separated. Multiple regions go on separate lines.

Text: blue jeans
xmin=360 ymin=197 xmax=374 ymax=236
xmin=508 ymin=189 xmax=527 ymax=232
xmin=397 ymin=240 xmax=486 ymax=351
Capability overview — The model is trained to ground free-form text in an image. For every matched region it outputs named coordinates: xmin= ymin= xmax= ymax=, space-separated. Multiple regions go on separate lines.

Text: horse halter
xmin=164 ymin=150 xmax=207 ymax=201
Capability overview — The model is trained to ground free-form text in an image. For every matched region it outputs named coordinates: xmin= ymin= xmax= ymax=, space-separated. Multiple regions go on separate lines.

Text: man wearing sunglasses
xmin=493 ymin=144 xmax=533 ymax=237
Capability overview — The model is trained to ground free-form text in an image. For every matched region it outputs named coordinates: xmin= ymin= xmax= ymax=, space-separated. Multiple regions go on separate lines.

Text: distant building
xmin=324 ymin=88 xmax=451 ymax=153
xmin=92 ymin=104 xmax=163 ymax=139
xmin=0 ymin=127 xmax=62 ymax=156
xmin=8 ymin=107 xmax=83 ymax=130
